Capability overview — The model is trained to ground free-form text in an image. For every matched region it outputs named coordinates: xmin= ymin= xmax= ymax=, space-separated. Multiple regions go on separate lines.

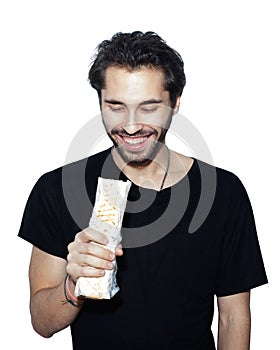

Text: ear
xmin=173 ymin=96 xmax=181 ymax=115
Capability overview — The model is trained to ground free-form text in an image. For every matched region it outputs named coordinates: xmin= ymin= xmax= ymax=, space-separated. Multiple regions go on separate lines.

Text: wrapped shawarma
xmin=74 ymin=177 xmax=131 ymax=299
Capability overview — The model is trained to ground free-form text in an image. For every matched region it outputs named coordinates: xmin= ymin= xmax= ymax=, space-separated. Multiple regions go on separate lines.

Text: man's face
xmin=101 ymin=66 xmax=179 ymax=165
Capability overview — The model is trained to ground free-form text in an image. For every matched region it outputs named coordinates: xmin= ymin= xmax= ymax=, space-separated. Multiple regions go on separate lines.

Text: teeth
xmin=123 ymin=137 xmax=147 ymax=145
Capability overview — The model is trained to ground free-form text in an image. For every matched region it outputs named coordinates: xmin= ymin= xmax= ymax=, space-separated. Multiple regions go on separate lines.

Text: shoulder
xmin=175 ymin=151 xmax=248 ymax=197
xmin=36 ymin=148 xmax=112 ymax=186
xmin=175 ymin=152 xmax=242 ymax=182
xmin=194 ymin=156 xmax=249 ymax=202
xmin=38 ymin=149 xmax=110 ymax=183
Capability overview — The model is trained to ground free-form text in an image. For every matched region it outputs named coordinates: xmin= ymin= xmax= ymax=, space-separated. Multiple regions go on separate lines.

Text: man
xmin=19 ymin=31 xmax=268 ymax=349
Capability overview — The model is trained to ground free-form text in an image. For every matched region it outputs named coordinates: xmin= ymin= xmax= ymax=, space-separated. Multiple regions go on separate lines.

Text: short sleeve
xmin=215 ymin=175 xmax=268 ymax=297
xmin=18 ymin=172 xmax=67 ymax=259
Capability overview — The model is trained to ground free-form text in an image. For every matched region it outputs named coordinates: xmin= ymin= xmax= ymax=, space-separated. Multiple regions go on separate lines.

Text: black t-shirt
xmin=18 ymin=148 xmax=268 ymax=350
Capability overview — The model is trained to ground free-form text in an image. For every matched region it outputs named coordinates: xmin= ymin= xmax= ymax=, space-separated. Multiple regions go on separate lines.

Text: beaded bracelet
xmin=62 ymin=274 xmax=84 ymax=307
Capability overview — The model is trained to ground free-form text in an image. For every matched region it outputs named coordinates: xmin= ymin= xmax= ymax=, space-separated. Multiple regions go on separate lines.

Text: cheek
xmin=145 ymin=105 xmax=172 ymax=127
xmin=102 ymin=111 xmax=123 ymax=131
xmin=146 ymin=113 xmax=171 ymax=130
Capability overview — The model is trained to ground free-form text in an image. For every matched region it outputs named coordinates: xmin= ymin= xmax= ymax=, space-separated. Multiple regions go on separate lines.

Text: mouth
xmin=116 ymin=134 xmax=154 ymax=151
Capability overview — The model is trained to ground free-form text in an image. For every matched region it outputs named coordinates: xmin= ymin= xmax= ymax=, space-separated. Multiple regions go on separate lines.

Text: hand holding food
xmin=74 ymin=177 xmax=131 ymax=299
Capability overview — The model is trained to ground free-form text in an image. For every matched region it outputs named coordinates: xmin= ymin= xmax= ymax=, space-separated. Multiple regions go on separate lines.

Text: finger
xmin=115 ymin=246 xmax=123 ymax=256
xmin=76 ymin=227 xmax=109 ymax=245
xmin=78 ymin=242 xmax=116 ymax=261
xmin=77 ymin=253 xmax=115 ymax=270
xmin=68 ymin=264 xmax=106 ymax=280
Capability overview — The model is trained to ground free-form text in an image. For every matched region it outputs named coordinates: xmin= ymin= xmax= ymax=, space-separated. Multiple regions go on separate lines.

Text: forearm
xmin=30 ymin=278 xmax=83 ymax=338
xmin=217 ymin=312 xmax=251 ymax=350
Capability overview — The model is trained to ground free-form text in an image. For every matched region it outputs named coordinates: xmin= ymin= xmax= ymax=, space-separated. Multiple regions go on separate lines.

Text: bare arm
xmin=29 ymin=228 xmax=123 ymax=338
xmin=217 ymin=291 xmax=251 ymax=350
xmin=29 ymin=247 xmax=80 ymax=338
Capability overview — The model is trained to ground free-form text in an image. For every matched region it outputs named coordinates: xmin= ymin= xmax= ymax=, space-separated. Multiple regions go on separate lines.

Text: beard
xmin=107 ymin=128 xmax=168 ymax=167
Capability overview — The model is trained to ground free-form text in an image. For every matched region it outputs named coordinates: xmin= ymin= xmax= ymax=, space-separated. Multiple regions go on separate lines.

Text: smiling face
xmin=101 ymin=66 xmax=179 ymax=165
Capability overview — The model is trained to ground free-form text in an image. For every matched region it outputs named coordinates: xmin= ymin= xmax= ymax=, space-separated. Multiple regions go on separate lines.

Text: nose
xmin=122 ymin=109 xmax=143 ymax=135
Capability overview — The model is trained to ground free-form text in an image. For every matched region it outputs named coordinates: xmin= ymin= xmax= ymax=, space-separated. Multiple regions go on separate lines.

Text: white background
xmin=1 ymin=0 xmax=279 ymax=348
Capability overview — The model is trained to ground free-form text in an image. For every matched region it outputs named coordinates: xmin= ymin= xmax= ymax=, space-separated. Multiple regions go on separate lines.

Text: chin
xmin=115 ymin=141 xmax=162 ymax=166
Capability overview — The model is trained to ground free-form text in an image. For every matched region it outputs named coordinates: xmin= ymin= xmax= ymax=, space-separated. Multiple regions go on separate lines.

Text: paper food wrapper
xmin=74 ymin=177 xmax=131 ymax=299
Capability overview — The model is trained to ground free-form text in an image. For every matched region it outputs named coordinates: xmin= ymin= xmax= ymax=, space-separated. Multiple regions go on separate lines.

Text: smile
xmin=123 ymin=137 xmax=147 ymax=145
xmin=117 ymin=134 xmax=153 ymax=150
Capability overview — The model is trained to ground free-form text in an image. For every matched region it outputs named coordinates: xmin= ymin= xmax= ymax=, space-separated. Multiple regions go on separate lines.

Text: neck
xmin=111 ymin=144 xmax=170 ymax=190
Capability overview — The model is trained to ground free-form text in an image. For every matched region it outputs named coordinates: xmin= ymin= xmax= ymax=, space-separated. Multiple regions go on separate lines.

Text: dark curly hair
xmin=88 ymin=31 xmax=186 ymax=108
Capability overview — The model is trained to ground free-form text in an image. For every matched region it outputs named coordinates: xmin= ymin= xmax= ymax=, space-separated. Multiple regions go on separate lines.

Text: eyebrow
xmin=104 ymin=99 xmax=163 ymax=106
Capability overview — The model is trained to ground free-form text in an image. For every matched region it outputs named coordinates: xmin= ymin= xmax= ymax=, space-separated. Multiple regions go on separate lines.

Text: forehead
xmin=102 ymin=66 xmax=168 ymax=104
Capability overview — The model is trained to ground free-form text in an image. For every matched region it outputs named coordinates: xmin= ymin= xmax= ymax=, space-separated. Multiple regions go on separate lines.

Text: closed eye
xmin=109 ymin=105 xmax=125 ymax=113
xmin=141 ymin=106 xmax=158 ymax=113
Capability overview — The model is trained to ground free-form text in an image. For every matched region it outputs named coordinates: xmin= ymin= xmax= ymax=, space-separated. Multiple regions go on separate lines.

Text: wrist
xmin=67 ymin=274 xmax=76 ymax=292
xmin=63 ymin=274 xmax=85 ymax=307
